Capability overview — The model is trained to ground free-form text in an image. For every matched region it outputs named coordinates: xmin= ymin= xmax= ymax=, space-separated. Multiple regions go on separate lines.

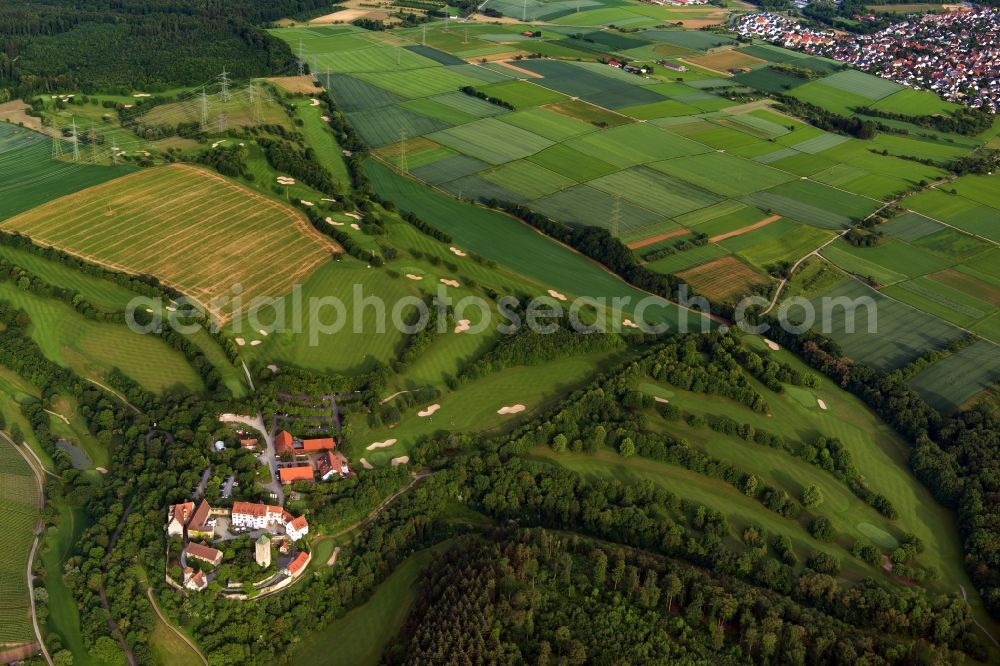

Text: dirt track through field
xmin=495 ymin=61 xmax=545 ymax=78
xmin=627 ymin=228 xmax=689 ymax=250
xmin=708 ymin=214 xmax=781 ymax=243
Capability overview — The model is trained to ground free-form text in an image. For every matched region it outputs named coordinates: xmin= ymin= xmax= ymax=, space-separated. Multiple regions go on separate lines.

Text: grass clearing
xmin=0 ymin=281 xmax=204 ymax=393
xmin=526 ymin=143 xmax=620 ymax=182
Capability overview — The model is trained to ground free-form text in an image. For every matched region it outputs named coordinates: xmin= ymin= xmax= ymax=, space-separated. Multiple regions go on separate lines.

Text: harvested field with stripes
xmin=0 ymin=164 xmax=338 ymax=322
xmin=677 ymin=255 xmax=769 ymax=302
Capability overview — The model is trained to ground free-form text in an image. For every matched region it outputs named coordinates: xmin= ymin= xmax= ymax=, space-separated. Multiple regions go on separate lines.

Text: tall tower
xmin=51 ymin=121 xmax=64 ymax=159
xmin=255 ymin=534 xmax=271 ymax=568
xmin=218 ymin=67 xmax=231 ymax=103
xmin=70 ymin=118 xmax=80 ymax=162
xmin=200 ymin=87 xmax=209 ymax=131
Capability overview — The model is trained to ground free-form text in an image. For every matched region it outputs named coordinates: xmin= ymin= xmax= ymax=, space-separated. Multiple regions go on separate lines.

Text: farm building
xmin=279 ymin=466 xmax=315 ymax=484
xmin=185 ymin=542 xmax=223 ymax=567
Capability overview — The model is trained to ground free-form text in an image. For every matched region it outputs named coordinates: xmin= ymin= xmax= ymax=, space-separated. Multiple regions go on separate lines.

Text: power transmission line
xmin=70 ymin=118 xmax=80 ymax=162
xmin=218 ymin=68 xmax=231 ymax=102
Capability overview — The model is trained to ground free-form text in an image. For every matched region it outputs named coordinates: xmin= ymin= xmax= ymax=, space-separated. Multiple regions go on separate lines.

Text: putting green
xmin=857 ymin=522 xmax=899 ymax=549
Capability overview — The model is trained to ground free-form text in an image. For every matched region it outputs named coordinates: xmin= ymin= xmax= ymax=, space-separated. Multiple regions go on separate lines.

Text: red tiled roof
xmin=289 ymin=515 xmax=308 ymax=531
xmin=286 ymin=551 xmax=309 ymax=575
xmin=185 ymin=542 xmax=222 ymax=564
xmin=169 ymin=501 xmax=194 ymax=524
xmin=232 ymin=501 xmax=283 ymax=519
xmin=279 ymin=466 xmax=314 ymax=483
xmin=301 ymin=437 xmax=335 ymax=452
xmin=240 ymin=438 xmax=258 ymax=447
xmin=275 ymin=430 xmax=294 ymax=454
xmin=189 ymin=500 xmax=213 ymax=531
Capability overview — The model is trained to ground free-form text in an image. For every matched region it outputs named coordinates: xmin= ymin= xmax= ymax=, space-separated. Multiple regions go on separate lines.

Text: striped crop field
xmin=0 ymin=439 xmax=39 ymax=645
xmin=0 ymin=164 xmax=339 ymax=322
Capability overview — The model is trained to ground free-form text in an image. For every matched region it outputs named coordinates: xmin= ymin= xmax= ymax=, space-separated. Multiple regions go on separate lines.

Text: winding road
xmin=3 ymin=431 xmax=53 ymax=666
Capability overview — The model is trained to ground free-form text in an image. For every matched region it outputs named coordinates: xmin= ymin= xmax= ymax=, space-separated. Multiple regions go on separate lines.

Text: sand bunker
xmin=300 ymin=200 xmax=314 ymax=207
xmin=267 ymin=364 xmax=280 ymax=373
xmin=310 ymin=98 xmax=321 ymax=106
xmin=350 ymin=223 xmax=361 ymax=230
xmin=418 ymin=404 xmax=441 ymax=417
xmin=235 ymin=337 xmax=245 ymax=346
xmin=96 ymin=467 xmax=108 ymax=474
xmin=276 ymin=176 xmax=296 ymax=185
xmin=654 ymin=396 xmax=670 ymax=404
xmin=454 ymin=319 xmax=471 ymax=334
xmin=321 ymin=115 xmax=331 ymax=122
xmin=133 ymin=93 xmax=151 ymax=98
xmin=440 ymin=278 xmax=460 ymax=288
xmin=405 ymin=273 xmax=423 ymax=281
xmin=391 ymin=456 xmax=410 ymax=467
xmin=366 ymin=438 xmax=398 ymax=451
xmin=817 ymin=399 xmax=827 ymax=410
xmin=547 ymin=289 xmax=567 ymax=301
xmin=449 ymin=246 xmax=467 ymax=257
xmin=346 ymin=211 xmax=364 ymax=220
xmin=325 ymin=216 xmax=344 ymax=226
xmin=250 ymin=340 xmax=262 ymax=346
xmin=258 ymin=329 xmax=269 ymax=336
xmin=622 ymin=319 xmax=640 ymax=329
xmin=765 ymin=338 xmax=780 ymax=351
xmin=211 ymin=140 xmax=226 ymax=148
xmin=359 ymin=458 xmax=374 ymax=470
xmin=497 ymin=404 xmax=526 ymax=415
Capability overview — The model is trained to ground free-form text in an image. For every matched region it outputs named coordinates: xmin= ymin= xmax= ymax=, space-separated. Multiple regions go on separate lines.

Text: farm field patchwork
xmin=908 ymin=340 xmax=1000 ymax=412
xmin=0 ymin=164 xmax=338 ymax=322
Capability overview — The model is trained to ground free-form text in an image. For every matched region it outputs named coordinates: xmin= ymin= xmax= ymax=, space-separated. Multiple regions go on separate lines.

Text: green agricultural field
xmin=745 ymin=179 xmax=879 ymax=229
xmin=347 ymin=104 xmax=451 ymax=147
xmin=512 ymin=59 xmax=665 ymax=109
xmin=527 ymin=182 xmax=665 ymax=234
xmin=0 ymin=438 xmax=40 ymax=645
xmin=526 ymin=143 xmax=620 ymax=181
xmin=588 ymin=165 xmax=722 ymax=218
xmin=789 ymin=81 xmax=874 ymax=116
xmin=480 ymin=160 xmax=576 ymax=199
xmin=730 ymin=219 xmax=834 ymax=269
xmin=367 ymin=161 xmax=689 ymax=328
xmin=427 ymin=117 xmax=553 ymax=164
xmin=650 ymin=152 xmax=794 ymax=197
xmin=908 ymin=340 xmax=1000 ymax=412
xmin=564 ymin=122 xmax=708 ymax=167
xmin=0 ymin=124 xmax=133 ymax=222
xmin=811 ymin=164 xmax=913 ymax=200
xmin=801 ymin=280 xmax=965 ymax=370
xmin=498 ymin=107 xmax=598 ymax=141
xmin=321 ymin=73 xmax=403 ymax=112
xmin=820 ymin=69 xmax=903 ymax=101
xmin=354 ymin=66 xmax=483 ymax=99
xmin=411 ymin=154 xmax=491 ymax=185
xmin=680 ymin=203 xmax=764 ymax=237
xmin=474 ymin=80 xmax=569 ymax=108
xmin=644 ymin=243 xmax=730 ymax=275
xmin=871 ymin=87 xmax=962 ymax=116
xmin=822 ymin=238 xmax=954 ymax=281
xmin=884 ymin=276 xmax=995 ymax=332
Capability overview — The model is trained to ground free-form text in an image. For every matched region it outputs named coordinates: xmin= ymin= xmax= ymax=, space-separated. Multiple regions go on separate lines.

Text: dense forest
xmin=0 ymin=0 xmax=331 ymax=97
